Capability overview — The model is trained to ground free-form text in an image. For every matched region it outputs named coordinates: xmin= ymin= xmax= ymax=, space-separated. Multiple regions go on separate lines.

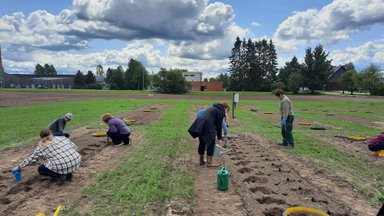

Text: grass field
xmin=1 ymin=96 xmax=383 ymax=215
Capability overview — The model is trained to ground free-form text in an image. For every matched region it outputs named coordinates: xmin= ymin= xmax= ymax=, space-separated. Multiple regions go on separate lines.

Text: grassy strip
xmin=68 ymin=102 xmax=194 ymax=216
xmin=235 ymin=106 xmax=384 ymax=195
xmin=0 ymin=99 xmax=149 ymax=150
xmin=244 ymin=101 xmax=382 ymax=136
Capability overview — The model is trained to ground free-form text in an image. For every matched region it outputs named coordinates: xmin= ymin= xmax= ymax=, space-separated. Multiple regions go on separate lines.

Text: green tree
xmin=85 ymin=71 xmax=96 ymax=84
xmin=302 ymin=44 xmax=332 ymax=93
xmin=152 ymin=68 xmax=189 ymax=93
xmin=229 ymin=37 xmax=278 ymax=91
xmin=34 ymin=64 xmax=45 ymax=75
xmin=229 ymin=37 xmax=243 ymax=91
xmin=73 ymin=70 xmax=85 ymax=88
xmin=339 ymin=69 xmax=357 ymax=95
xmin=125 ymin=59 xmax=149 ymax=90
xmin=278 ymin=56 xmax=303 ymax=88
xmin=356 ymin=64 xmax=382 ymax=95
xmin=287 ymin=72 xmax=305 ymax=94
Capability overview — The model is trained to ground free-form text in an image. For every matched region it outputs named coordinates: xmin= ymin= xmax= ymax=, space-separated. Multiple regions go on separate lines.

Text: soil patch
xmin=221 ymin=133 xmax=377 ymax=216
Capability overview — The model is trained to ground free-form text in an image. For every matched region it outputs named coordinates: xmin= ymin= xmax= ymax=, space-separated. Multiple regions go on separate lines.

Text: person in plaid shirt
xmin=12 ymin=129 xmax=81 ymax=185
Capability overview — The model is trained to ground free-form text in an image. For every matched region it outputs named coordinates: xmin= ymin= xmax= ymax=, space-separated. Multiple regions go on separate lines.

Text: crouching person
xmin=11 ymin=129 xmax=81 ymax=185
xmin=102 ymin=113 xmax=131 ymax=146
xmin=368 ymin=131 xmax=384 ymax=152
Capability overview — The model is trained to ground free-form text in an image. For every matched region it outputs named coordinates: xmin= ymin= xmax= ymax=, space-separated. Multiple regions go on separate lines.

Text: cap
xmin=65 ymin=113 xmax=73 ymax=120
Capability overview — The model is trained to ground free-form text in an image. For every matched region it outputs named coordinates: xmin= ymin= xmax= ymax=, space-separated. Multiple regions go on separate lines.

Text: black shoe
xmin=278 ymin=142 xmax=288 ymax=146
xmin=66 ymin=173 xmax=73 ymax=181
xmin=57 ymin=174 xmax=67 ymax=185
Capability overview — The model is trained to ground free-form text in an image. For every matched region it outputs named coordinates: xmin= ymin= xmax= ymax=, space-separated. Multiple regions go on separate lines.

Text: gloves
xmin=281 ymin=119 xmax=286 ymax=126
xmin=11 ymin=165 xmax=21 ymax=173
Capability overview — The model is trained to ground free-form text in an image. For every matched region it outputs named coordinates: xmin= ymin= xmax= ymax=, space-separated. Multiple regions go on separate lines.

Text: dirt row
xmin=225 ymin=133 xmax=376 ymax=215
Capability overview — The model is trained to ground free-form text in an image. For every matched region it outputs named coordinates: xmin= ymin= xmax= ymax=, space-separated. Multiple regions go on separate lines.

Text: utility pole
xmin=0 ymin=45 xmax=4 ymax=88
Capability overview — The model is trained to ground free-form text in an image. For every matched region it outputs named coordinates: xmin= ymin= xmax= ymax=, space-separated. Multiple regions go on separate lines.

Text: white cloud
xmin=273 ymin=0 xmax=384 ymax=52
xmin=331 ymin=40 xmax=384 ymax=68
xmin=251 ymin=21 xmax=261 ymax=27
xmin=0 ymin=0 xmax=249 ymax=76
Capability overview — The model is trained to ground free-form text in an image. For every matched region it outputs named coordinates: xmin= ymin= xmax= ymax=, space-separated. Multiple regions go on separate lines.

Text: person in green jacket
xmin=275 ymin=89 xmax=294 ymax=147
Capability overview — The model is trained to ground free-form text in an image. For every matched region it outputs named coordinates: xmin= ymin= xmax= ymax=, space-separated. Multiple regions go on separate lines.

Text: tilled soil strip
xmin=222 ymin=133 xmax=376 ymax=216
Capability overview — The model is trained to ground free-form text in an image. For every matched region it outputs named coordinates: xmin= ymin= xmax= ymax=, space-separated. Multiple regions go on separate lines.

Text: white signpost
xmin=232 ymin=93 xmax=239 ymax=118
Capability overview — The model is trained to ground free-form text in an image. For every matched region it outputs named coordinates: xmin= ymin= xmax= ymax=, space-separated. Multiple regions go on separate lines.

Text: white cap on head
xmin=65 ymin=113 xmax=73 ymax=120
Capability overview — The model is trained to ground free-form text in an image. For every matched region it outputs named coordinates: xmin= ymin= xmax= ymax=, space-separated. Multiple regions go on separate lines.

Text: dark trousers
xmin=282 ymin=115 xmax=294 ymax=146
xmin=368 ymin=141 xmax=384 ymax=151
xmin=107 ymin=131 xmax=130 ymax=145
xmin=198 ymin=137 xmax=215 ymax=156
xmin=52 ymin=132 xmax=70 ymax=138
xmin=38 ymin=164 xmax=61 ymax=178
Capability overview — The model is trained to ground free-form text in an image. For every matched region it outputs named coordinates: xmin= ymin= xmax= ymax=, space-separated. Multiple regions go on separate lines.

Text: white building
xmin=182 ymin=71 xmax=202 ymax=82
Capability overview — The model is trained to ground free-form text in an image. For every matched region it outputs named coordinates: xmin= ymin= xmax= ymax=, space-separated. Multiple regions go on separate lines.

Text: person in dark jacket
xmin=188 ymin=101 xmax=229 ymax=167
xmin=48 ymin=113 xmax=73 ymax=138
xmin=102 ymin=113 xmax=131 ymax=145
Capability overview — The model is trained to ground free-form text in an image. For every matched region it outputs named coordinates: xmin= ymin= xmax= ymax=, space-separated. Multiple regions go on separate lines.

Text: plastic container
xmin=217 ymin=164 xmax=229 ymax=191
xmin=12 ymin=170 xmax=22 ymax=182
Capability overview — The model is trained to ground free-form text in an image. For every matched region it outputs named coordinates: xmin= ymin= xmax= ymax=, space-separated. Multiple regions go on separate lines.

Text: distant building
xmin=0 ymin=45 xmax=74 ymax=88
xmin=324 ymin=65 xmax=347 ymax=91
xmin=183 ymin=71 xmax=202 ymax=82
xmin=190 ymin=81 xmax=223 ymax=91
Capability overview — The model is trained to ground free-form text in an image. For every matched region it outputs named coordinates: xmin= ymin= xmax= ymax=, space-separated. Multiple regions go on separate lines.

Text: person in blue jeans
xmin=275 ymin=89 xmax=294 ymax=147
xmin=102 ymin=113 xmax=131 ymax=145
xmin=48 ymin=113 xmax=73 ymax=138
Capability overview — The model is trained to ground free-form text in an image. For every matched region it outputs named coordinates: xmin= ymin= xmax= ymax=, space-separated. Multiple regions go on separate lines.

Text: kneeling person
xmin=102 ymin=113 xmax=131 ymax=145
xmin=11 ymin=129 xmax=81 ymax=185
xmin=48 ymin=113 xmax=73 ymax=138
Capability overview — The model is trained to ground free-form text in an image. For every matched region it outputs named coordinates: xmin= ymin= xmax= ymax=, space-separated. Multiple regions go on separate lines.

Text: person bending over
xmin=102 ymin=113 xmax=131 ymax=145
xmin=11 ymin=129 xmax=81 ymax=185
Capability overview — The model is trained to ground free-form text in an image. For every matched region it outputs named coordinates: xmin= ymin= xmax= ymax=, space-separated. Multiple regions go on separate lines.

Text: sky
xmin=0 ymin=0 xmax=383 ymax=78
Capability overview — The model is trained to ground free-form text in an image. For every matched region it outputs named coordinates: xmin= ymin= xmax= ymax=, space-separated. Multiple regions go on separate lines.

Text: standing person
xmin=102 ymin=113 xmax=131 ymax=146
xmin=196 ymin=108 xmax=229 ymax=142
xmin=275 ymin=89 xmax=295 ymax=147
xmin=48 ymin=113 xmax=73 ymax=138
xmin=11 ymin=129 xmax=81 ymax=185
xmin=188 ymin=101 xmax=229 ymax=167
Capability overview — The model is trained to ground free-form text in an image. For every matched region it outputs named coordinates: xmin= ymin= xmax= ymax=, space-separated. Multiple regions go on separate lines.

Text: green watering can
xmin=217 ymin=164 xmax=230 ymax=191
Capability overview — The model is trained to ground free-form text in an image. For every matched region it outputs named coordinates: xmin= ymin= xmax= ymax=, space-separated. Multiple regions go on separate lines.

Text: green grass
xmin=69 ymin=101 xmax=195 ymax=215
xmin=0 ymin=99 xmax=150 ymax=151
